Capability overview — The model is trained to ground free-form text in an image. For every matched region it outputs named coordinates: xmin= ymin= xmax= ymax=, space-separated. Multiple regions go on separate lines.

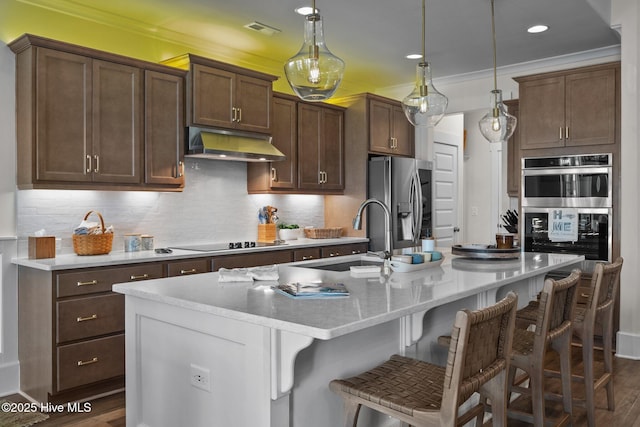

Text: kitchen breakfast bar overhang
xmin=112 ymin=252 xmax=584 ymax=427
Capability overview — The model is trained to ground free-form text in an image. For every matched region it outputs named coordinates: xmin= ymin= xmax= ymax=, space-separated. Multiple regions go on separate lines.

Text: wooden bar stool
xmin=507 ymin=269 xmax=581 ymax=427
xmin=329 ymin=292 xmax=518 ymax=427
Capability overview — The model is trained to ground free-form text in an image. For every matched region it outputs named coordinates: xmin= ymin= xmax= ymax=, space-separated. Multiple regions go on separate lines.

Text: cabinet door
xmin=320 ymin=107 xmax=345 ymax=191
xmin=35 ymin=48 xmax=92 ymax=182
xmin=369 ymin=99 xmax=394 ymax=154
xmin=92 ymin=60 xmax=142 ymax=183
xmin=504 ymin=100 xmax=520 ymax=197
xmin=297 ymin=103 xmax=323 ymax=190
xmin=191 ymin=63 xmax=234 ymax=128
xmin=565 ymin=69 xmax=616 ymax=147
xmin=145 ymin=70 xmax=185 ymax=186
xmin=391 ymin=105 xmax=414 ymax=156
xmin=235 ymin=74 xmax=272 ymax=134
xmin=270 ymin=96 xmax=297 ymax=189
xmin=519 ymin=76 xmax=566 ymax=150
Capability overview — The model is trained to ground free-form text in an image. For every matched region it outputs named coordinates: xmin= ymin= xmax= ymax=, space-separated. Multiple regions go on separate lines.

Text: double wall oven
xmin=521 ymin=153 xmax=612 ymax=262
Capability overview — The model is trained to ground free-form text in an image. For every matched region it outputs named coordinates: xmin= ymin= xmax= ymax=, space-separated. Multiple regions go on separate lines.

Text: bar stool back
xmin=508 ymin=269 xmax=581 ymax=427
xmin=572 ymin=257 xmax=623 ymax=427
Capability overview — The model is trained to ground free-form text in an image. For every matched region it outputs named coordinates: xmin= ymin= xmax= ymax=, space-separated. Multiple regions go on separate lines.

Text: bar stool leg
xmin=603 ymin=322 xmax=615 ymax=411
xmin=582 ymin=333 xmax=596 ymax=427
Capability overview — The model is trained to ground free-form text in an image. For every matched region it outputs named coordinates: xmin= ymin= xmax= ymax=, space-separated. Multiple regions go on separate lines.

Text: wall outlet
xmin=190 ymin=364 xmax=211 ymax=392
xmin=471 ymin=206 xmax=479 ymax=216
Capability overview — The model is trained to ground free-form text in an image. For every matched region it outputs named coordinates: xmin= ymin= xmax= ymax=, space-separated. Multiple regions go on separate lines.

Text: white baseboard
xmin=616 ymin=330 xmax=640 ymax=360
xmin=0 ymin=360 xmax=19 ymax=397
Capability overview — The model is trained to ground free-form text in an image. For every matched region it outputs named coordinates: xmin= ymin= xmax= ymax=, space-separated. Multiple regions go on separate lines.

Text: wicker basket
xmin=303 ymin=227 xmax=343 ymax=239
xmin=72 ymin=211 xmax=114 ymax=256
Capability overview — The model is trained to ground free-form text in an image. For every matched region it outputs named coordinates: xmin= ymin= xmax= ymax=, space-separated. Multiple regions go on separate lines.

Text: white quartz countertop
xmin=113 ymin=252 xmax=584 ymax=340
xmin=12 ymin=237 xmax=368 ymax=271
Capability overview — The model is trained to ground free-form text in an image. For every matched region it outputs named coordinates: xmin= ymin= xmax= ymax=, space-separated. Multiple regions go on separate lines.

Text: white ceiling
xmin=39 ymin=0 xmax=621 ymax=93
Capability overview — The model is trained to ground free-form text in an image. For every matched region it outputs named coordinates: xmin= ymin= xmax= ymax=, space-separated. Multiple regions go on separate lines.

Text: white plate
xmin=389 ymin=257 xmax=444 ymax=273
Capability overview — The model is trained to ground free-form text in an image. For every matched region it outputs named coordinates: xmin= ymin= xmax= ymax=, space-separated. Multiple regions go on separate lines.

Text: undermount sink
xmin=293 ymin=256 xmax=384 ymax=272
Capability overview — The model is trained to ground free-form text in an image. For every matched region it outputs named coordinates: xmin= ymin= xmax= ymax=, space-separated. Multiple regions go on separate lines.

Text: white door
xmin=433 ymin=142 xmax=460 ymax=247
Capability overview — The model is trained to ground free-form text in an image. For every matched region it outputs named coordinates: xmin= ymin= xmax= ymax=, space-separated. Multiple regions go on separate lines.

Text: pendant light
xmin=402 ymin=0 xmax=448 ymax=128
xmin=478 ymin=0 xmax=517 ymax=143
xmin=284 ymin=0 xmax=345 ymax=102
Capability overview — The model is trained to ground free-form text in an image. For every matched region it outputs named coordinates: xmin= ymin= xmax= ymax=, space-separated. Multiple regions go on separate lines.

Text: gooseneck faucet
xmin=353 ymin=198 xmax=392 ymax=260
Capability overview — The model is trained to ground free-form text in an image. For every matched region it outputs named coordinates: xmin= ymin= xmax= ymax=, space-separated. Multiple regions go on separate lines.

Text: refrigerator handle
xmin=412 ymin=167 xmax=423 ymax=243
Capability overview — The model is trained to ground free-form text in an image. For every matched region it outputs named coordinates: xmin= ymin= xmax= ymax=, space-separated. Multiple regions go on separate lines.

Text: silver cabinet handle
xmin=559 ymin=127 xmax=563 ymax=140
xmin=130 ymin=274 xmax=149 ymax=280
xmin=77 ymin=314 xmax=98 ymax=322
xmin=232 ymin=107 xmax=237 ymax=122
xmin=86 ymin=155 xmax=92 ymax=173
xmin=93 ymin=155 xmax=100 ymax=173
xmin=180 ymin=268 xmax=198 ymax=275
xmin=177 ymin=161 xmax=184 ymax=178
xmin=77 ymin=357 xmax=98 ymax=367
xmin=271 ymin=167 xmax=277 ymax=182
xmin=302 ymin=255 xmax=314 ymax=260
xmin=237 ymin=107 xmax=242 ymax=123
xmin=566 ymin=127 xmax=570 ymax=140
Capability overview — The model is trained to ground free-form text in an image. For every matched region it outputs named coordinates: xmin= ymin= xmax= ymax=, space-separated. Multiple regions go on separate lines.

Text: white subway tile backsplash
xmin=16 ymin=158 xmax=325 ymax=255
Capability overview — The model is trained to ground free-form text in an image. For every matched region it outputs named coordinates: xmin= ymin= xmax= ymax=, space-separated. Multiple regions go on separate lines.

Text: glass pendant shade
xmin=402 ymin=62 xmax=448 ymax=127
xmin=478 ymin=89 xmax=517 ymax=143
xmin=284 ymin=14 xmax=345 ymax=102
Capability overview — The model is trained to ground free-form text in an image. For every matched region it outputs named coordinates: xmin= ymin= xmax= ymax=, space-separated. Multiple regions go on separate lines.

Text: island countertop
xmin=113 ymin=252 xmax=585 ymax=340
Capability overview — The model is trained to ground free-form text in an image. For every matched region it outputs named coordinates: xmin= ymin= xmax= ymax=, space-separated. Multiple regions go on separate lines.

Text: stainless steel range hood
xmin=186 ymin=127 xmax=286 ymax=162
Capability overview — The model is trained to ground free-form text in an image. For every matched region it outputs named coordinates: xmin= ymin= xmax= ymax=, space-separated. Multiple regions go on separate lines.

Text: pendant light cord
xmin=491 ymin=0 xmax=497 ymax=91
xmin=421 ymin=0 xmax=426 ymax=66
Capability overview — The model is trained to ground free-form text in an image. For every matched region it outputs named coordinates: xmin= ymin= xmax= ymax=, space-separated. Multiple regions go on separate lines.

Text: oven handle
xmin=522 ymin=166 xmax=611 ymax=176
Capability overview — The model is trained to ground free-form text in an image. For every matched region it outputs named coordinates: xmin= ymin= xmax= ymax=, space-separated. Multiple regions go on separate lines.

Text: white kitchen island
xmin=113 ymin=252 xmax=584 ymax=427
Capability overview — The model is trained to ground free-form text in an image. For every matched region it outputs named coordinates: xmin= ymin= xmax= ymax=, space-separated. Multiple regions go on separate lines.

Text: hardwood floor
xmin=2 ymin=353 xmax=640 ymax=426
xmin=2 ymin=392 xmax=124 ymax=427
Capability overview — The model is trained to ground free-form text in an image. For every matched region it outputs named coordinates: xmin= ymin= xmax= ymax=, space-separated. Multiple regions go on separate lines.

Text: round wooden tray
xmin=451 ymin=244 xmax=520 ymax=259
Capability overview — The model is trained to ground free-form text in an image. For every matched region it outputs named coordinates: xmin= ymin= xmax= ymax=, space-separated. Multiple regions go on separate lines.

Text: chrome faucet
xmin=353 ymin=198 xmax=392 ymax=260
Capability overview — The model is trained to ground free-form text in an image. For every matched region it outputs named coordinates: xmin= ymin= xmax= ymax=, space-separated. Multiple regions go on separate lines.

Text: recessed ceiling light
xmin=527 ymin=24 xmax=549 ymax=34
xmin=295 ymin=6 xmax=318 ymax=16
xmin=406 ymin=54 xmax=423 ymax=60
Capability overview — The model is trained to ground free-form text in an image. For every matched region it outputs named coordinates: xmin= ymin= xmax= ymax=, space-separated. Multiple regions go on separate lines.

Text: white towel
xmin=218 ymin=268 xmax=253 ymax=282
xmin=218 ymin=265 xmax=279 ymax=282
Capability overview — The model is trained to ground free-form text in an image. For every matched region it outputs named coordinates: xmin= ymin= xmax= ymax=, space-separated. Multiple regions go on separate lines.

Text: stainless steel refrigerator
xmin=367 ymin=156 xmax=433 ymax=252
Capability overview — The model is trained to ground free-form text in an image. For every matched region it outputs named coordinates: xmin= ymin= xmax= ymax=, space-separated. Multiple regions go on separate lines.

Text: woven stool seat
xmin=331 ymin=354 xmax=446 ymax=415
xmin=330 ymin=292 xmax=518 ymax=427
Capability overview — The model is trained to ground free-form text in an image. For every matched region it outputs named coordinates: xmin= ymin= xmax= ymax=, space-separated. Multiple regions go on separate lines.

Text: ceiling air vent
xmin=244 ymin=21 xmax=281 ymax=36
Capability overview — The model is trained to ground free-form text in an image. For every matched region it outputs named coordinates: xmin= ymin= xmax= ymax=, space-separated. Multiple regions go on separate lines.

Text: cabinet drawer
xmin=166 ymin=258 xmax=211 ymax=277
xmin=294 ymin=248 xmax=320 ymax=262
xmin=57 ymin=293 xmax=124 ymax=343
xmin=321 ymin=243 xmax=368 ymax=258
xmin=57 ymin=334 xmax=125 ymax=392
xmin=57 ymin=263 xmax=164 ymax=298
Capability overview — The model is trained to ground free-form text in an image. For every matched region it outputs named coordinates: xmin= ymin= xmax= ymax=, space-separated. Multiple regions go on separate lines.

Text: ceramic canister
xmin=124 ymin=234 xmax=142 ymax=252
xmin=141 ymin=235 xmax=154 ymax=250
